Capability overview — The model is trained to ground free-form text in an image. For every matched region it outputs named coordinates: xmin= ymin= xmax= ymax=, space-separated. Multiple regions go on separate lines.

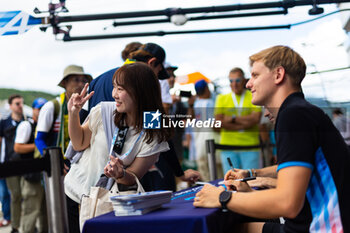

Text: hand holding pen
xmin=234 ymin=177 xmax=256 ymax=182
xmin=223 ymin=179 xmax=253 ymax=192
xmin=225 ymin=158 xmax=256 ymax=182
xmin=223 ymin=158 xmax=255 ymax=192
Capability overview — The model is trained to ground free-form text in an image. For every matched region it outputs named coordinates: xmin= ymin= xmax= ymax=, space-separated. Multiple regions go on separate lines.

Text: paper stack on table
xmin=110 ymin=190 xmax=173 ymax=216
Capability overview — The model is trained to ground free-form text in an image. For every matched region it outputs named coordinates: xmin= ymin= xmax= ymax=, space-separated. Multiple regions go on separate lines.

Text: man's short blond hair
xmin=249 ymin=45 xmax=306 ymax=87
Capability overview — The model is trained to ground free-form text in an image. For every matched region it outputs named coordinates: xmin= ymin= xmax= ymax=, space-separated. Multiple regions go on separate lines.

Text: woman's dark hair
xmin=121 ymin=42 xmax=142 ymax=61
xmin=113 ymin=62 xmax=171 ymax=143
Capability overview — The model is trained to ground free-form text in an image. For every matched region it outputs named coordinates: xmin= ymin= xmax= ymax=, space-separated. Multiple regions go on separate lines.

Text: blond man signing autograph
xmin=194 ymin=46 xmax=350 ymax=233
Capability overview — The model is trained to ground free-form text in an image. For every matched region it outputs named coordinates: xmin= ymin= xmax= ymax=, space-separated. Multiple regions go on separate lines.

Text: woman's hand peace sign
xmin=67 ymin=83 xmax=94 ymax=114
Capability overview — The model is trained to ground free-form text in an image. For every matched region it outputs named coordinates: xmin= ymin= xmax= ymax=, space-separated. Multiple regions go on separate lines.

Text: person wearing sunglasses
xmin=64 ymin=62 xmax=170 ymax=233
xmin=214 ymin=67 xmax=262 ymax=174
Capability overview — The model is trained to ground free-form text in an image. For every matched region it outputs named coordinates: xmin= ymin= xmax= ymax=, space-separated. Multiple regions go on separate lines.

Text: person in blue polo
xmin=194 ymin=46 xmax=350 ymax=233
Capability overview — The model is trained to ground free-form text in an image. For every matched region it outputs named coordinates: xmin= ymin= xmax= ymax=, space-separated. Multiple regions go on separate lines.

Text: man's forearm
xmin=216 ymin=113 xmax=259 ymax=131
xmin=221 ymin=121 xmax=245 ymax=131
xmin=254 ymin=165 xmax=277 ymax=178
xmin=14 ymin=143 xmax=35 ymax=154
xmin=235 ymin=112 xmax=261 ymax=127
xmin=227 ymin=167 xmax=311 ymax=219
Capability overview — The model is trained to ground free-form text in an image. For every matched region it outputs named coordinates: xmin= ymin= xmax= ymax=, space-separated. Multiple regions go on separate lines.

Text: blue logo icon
xmin=143 ymin=110 xmax=161 ymax=129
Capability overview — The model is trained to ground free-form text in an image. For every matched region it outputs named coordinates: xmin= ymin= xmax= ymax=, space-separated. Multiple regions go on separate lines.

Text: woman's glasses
xmin=113 ymin=127 xmax=129 ymax=155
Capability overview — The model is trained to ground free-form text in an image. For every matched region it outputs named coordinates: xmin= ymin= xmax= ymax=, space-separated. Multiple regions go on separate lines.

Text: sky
xmin=1 ymin=0 xmax=350 ymax=102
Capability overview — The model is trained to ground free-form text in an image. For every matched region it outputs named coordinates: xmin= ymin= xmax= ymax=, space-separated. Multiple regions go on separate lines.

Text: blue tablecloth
xmin=83 ymin=184 xmax=243 ymax=233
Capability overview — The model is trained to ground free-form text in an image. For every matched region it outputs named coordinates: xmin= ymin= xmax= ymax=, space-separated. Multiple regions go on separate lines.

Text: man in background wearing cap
xmin=165 ymin=63 xmax=187 ymax=163
xmin=81 ymin=42 xmax=170 ymax=118
xmin=159 ymin=62 xmax=178 ymax=115
xmin=215 ymin=67 xmax=262 ymax=174
xmin=79 ymin=41 xmax=142 ymax=122
xmin=187 ymin=79 xmax=216 ymax=181
xmin=0 ymin=94 xmax=26 ymax=233
xmin=129 ymin=43 xmax=173 ymax=113
xmin=14 ymin=98 xmax=48 ymax=233
xmin=165 ymin=63 xmax=178 ymax=93
xmin=35 ymin=65 xmax=92 ymax=161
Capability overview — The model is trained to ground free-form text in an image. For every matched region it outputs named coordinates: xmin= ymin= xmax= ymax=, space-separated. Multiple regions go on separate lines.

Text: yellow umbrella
xmin=176 ymin=72 xmax=210 ymax=85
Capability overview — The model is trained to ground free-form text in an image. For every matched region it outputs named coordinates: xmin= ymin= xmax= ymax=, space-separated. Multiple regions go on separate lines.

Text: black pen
xmin=227 ymin=157 xmax=234 ymax=171
xmin=195 ymin=181 xmax=214 ymax=186
xmin=234 ymin=177 xmax=256 ymax=182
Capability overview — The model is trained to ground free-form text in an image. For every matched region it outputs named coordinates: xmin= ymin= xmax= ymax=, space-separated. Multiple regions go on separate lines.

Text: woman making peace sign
xmin=64 ymin=62 xmax=170 ymax=233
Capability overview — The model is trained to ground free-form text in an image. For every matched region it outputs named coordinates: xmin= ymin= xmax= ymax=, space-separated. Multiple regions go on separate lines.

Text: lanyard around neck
xmin=231 ymin=90 xmax=246 ymax=116
xmin=109 ymin=127 xmax=144 ymax=160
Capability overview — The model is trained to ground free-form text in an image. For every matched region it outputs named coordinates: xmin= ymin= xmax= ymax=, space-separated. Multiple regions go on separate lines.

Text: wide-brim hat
xmin=58 ymin=64 xmax=93 ymax=88
xmin=142 ymin=43 xmax=169 ymax=80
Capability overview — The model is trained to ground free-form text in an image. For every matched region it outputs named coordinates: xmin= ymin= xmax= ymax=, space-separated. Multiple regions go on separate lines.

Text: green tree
xmin=0 ymin=88 xmax=57 ymax=106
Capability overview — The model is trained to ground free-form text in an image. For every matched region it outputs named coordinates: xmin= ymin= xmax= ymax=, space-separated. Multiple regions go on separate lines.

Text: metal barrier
xmin=206 ymin=139 xmax=217 ymax=181
xmin=43 ymin=147 xmax=69 ymax=233
xmin=205 ymin=139 xmax=273 ymax=180
xmin=0 ymin=147 xmax=69 ymax=233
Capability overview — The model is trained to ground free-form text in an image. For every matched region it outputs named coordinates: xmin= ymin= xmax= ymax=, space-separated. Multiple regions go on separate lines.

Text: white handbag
xmin=79 ymin=173 xmax=145 ymax=232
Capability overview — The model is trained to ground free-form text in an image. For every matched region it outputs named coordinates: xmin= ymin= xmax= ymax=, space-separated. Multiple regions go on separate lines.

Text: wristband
xmin=252 ymin=168 xmax=257 ymax=177
xmin=248 ymin=169 xmax=253 ymax=177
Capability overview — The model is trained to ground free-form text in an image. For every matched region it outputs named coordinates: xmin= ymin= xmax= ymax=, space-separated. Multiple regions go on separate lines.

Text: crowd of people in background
xmin=0 ymin=42 xmax=349 ymax=233
xmin=1 ymin=96 xmax=48 ymax=233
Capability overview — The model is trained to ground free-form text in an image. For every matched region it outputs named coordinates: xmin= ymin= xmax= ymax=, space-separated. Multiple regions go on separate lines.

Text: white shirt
xmin=15 ymin=119 xmax=34 ymax=144
xmin=36 ymin=97 xmax=61 ymax=133
xmin=159 ymin=80 xmax=172 ymax=104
